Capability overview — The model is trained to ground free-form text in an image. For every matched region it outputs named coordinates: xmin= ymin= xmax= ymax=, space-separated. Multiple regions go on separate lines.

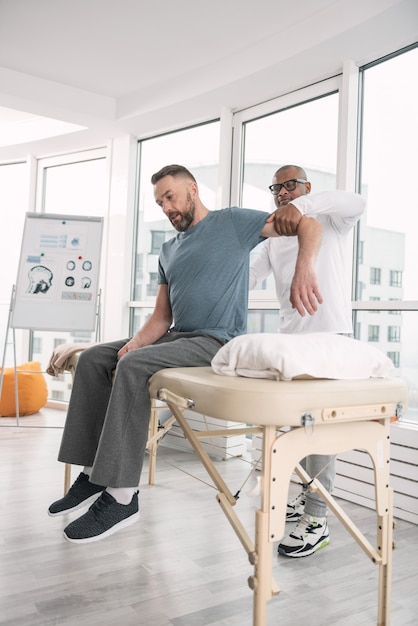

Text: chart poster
xmin=11 ymin=213 xmax=103 ymax=331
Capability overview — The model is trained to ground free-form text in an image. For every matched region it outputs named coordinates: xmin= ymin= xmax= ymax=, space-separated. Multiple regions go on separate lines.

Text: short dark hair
xmin=151 ymin=164 xmax=197 ymax=185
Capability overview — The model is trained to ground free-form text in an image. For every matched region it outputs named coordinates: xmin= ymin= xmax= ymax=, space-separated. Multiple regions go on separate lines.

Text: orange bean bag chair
xmin=0 ymin=361 xmax=48 ymax=416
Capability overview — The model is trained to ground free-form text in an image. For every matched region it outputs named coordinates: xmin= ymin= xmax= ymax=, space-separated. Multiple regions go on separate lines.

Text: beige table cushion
xmin=149 ymin=367 xmax=407 ymax=427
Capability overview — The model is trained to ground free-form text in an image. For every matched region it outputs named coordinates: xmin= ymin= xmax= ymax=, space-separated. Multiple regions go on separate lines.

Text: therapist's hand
xmin=290 ymin=263 xmax=323 ymax=316
xmin=265 ymin=203 xmax=302 ymax=236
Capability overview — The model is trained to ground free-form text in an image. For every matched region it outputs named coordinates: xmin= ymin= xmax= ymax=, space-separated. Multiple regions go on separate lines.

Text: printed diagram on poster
xmin=11 ymin=213 xmax=104 ymax=331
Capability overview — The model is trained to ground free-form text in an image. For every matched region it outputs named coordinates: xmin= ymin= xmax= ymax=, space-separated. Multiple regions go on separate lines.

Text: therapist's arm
xmin=261 ymin=212 xmax=323 ymax=316
xmin=289 ymin=216 xmax=323 ymax=316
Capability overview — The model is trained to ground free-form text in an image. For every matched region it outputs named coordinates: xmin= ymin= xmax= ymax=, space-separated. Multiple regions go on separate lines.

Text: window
xmin=72 ymin=331 xmax=94 ymax=341
xmin=356 ymin=44 xmax=418 ymax=424
xmin=51 ymin=390 xmax=65 ymax=401
xmin=233 ymin=83 xmax=339 ymax=331
xmin=132 ymin=121 xmax=220 ymax=334
xmin=357 ymin=282 xmax=366 ymax=300
xmin=146 ymin=273 xmax=158 ymax=297
xmin=150 ymin=231 xmax=166 ymax=255
xmin=39 ymin=155 xmax=107 ymax=217
xmin=368 ymin=325 xmax=379 ymax=342
xmin=387 ymin=326 xmax=400 ymax=342
xmin=32 ymin=151 xmax=107 ymax=401
xmin=389 ymin=270 xmax=402 ymax=287
xmin=370 ymin=268 xmax=381 ymax=285
xmin=248 ymin=309 xmax=281 ymax=334
xmin=387 ymin=351 xmax=400 ymax=368
xmin=32 ymin=337 xmax=42 ymax=354
xmin=0 ymin=161 xmax=29 ymax=367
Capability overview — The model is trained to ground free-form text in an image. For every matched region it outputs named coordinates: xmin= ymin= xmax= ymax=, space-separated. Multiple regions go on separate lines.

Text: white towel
xmin=211 ymin=333 xmax=394 ymax=381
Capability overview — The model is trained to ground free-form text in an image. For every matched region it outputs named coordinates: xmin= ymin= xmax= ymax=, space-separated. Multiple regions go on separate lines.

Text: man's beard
xmin=171 ymin=193 xmax=196 ymax=232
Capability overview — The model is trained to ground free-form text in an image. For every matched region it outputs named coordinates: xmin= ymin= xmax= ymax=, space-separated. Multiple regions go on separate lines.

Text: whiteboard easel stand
xmin=2 ymin=213 xmax=104 ymax=427
xmin=0 ymin=285 xmax=21 ymax=425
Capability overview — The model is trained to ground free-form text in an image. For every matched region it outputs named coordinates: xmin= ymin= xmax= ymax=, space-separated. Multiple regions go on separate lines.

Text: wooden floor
xmin=1 ymin=408 xmax=417 ymax=626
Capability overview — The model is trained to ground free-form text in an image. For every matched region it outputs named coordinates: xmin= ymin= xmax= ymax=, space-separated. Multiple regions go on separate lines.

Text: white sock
xmin=106 ymin=487 xmax=136 ymax=505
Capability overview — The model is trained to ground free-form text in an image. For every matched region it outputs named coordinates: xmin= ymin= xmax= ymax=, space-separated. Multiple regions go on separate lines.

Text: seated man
xmin=250 ymin=163 xmax=365 ymax=557
xmin=48 ymin=163 xmax=323 ymax=544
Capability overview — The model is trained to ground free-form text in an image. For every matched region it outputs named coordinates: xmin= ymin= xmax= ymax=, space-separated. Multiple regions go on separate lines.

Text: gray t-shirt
xmin=158 ymin=207 xmax=268 ymax=341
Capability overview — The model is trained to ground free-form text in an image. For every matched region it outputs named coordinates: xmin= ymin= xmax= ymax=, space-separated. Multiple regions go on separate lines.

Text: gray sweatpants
xmin=58 ymin=332 xmax=224 ymax=488
xmin=301 ymin=455 xmax=335 ymax=518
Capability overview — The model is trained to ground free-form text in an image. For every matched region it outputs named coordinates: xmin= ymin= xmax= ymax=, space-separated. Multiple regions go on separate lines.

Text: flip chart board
xmin=11 ymin=213 xmax=103 ymax=331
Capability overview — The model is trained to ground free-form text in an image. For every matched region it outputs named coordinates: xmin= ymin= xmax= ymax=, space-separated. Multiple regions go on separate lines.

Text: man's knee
xmin=116 ymin=349 xmax=148 ymax=374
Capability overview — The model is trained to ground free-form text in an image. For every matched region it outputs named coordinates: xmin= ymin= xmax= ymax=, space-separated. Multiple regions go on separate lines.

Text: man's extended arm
xmin=117 ymin=284 xmax=172 ymax=359
xmin=281 ymin=190 xmax=365 ymax=234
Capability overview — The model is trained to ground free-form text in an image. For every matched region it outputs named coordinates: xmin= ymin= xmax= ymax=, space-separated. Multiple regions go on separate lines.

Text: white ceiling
xmin=0 ymin=0 xmax=417 ymax=159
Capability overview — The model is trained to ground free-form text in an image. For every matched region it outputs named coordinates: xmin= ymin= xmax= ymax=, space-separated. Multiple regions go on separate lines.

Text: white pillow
xmin=211 ymin=333 xmax=394 ymax=381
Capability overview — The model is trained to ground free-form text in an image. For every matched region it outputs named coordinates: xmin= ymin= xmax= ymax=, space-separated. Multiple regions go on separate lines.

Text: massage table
xmin=149 ymin=366 xmax=407 ymax=626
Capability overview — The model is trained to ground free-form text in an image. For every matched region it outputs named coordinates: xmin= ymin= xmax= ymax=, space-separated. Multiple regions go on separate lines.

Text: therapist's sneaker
xmin=286 ymin=491 xmax=306 ymax=522
xmin=63 ymin=490 xmax=140 ymax=544
xmin=48 ymin=472 xmax=105 ymax=517
xmin=278 ymin=513 xmax=329 ymax=558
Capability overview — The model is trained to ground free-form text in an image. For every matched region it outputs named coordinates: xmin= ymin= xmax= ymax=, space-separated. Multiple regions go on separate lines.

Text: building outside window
xmin=370 ymin=267 xmax=381 ymax=285
xmin=356 ymin=44 xmax=418 ymax=424
xmin=368 ymin=325 xmax=380 ymax=342
xmin=390 ymin=270 xmax=403 ymax=287
xmin=233 ymin=84 xmax=339 ymax=327
xmin=387 ymin=351 xmax=400 ymax=368
xmin=32 ymin=337 xmax=42 ymax=353
xmin=150 ymin=231 xmax=166 ymax=255
xmin=387 ymin=326 xmax=401 ymax=342
xmin=146 ymin=272 xmax=158 ymax=298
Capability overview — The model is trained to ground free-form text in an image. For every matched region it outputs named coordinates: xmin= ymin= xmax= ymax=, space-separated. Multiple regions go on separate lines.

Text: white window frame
xmin=35 ymin=148 xmax=108 ymax=212
xmin=230 ymin=75 xmax=346 ymax=310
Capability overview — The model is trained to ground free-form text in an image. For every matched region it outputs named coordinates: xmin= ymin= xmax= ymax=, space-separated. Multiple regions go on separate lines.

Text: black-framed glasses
xmin=268 ymin=179 xmax=307 ymax=195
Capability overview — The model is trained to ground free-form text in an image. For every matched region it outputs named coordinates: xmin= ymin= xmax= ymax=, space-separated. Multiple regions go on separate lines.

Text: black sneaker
xmin=63 ymin=491 xmax=140 ymax=544
xmin=48 ymin=472 xmax=105 ymax=517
